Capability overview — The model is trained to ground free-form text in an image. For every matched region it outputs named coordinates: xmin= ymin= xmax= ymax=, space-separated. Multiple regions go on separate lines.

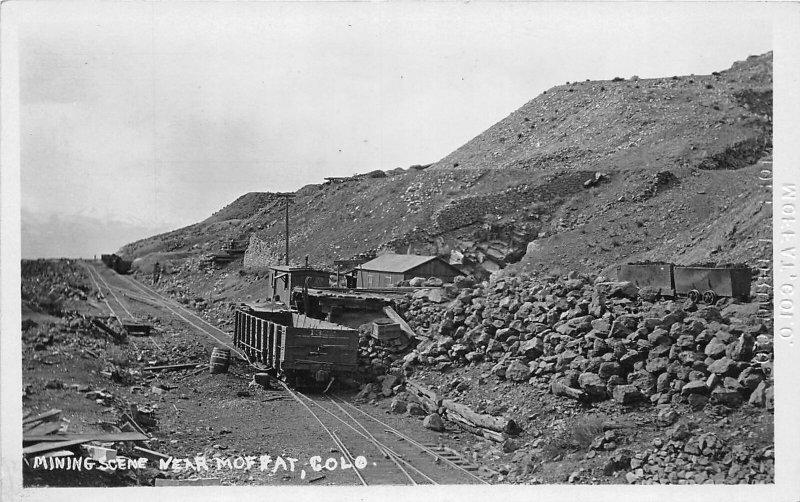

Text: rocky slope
xmin=357 ymin=271 xmax=773 ymax=484
xmin=118 ymin=52 xmax=772 ymax=279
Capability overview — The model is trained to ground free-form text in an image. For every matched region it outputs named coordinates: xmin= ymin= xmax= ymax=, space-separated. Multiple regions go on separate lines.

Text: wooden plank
xmin=120 ymin=413 xmax=148 ymax=435
xmin=91 ymin=318 xmax=125 ymax=342
xmin=23 ymin=421 xmax=63 ymax=436
xmin=446 ymin=413 xmax=506 ymax=442
xmin=383 ymin=306 xmax=424 ymax=340
xmin=143 ymin=362 xmax=202 ymax=372
xmin=23 ymin=431 xmax=148 ymax=443
xmin=22 ymin=409 xmax=61 ymax=425
xmin=406 ymin=380 xmax=441 ymax=407
xmin=133 ymin=446 xmax=170 ymax=462
xmin=442 ymin=399 xmax=521 ymax=435
xmin=24 ymin=439 xmax=93 ymax=455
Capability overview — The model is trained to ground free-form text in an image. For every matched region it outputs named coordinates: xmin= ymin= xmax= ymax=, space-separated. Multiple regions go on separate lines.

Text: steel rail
xmin=336 ymin=397 xmax=489 ymax=484
xmin=324 ymin=396 xmax=435 ymax=484
xmin=115 ymin=272 xmax=248 ymax=362
xmin=126 ymin=276 xmax=235 ymax=341
xmin=294 ymin=392 xmax=431 ymax=485
xmin=277 ymin=383 xmax=367 ymax=485
xmin=82 ymin=263 xmax=121 ymax=324
xmin=92 ymin=263 xmax=169 ymax=353
xmin=82 ymin=263 xmax=142 ymax=351
xmin=85 ymin=263 xmax=135 ymax=320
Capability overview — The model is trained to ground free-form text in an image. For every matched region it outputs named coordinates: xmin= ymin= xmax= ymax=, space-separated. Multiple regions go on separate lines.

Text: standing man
xmin=153 ymin=261 xmax=161 ymax=285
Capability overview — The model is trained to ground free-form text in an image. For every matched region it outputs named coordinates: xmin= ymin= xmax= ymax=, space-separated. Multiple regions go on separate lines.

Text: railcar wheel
xmin=703 ymin=290 xmax=718 ymax=305
xmin=688 ymin=290 xmax=701 ymax=303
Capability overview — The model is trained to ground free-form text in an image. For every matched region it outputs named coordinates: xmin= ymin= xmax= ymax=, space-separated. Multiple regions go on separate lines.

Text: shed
xmin=356 ymin=253 xmax=463 ymax=288
xmin=266 ymin=266 xmax=331 ymax=305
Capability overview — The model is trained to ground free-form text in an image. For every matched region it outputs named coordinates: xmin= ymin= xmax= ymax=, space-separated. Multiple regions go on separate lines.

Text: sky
xmin=6 ymin=1 xmax=779 ymax=257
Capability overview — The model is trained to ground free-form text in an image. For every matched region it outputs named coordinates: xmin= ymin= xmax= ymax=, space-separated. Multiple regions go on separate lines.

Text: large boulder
xmin=423 ymin=414 xmax=446 ymax=432
xmin=707 ymin=357 xmax=739 ymax=377
xmin=409 ymin=277 xmax=426 ymax=287
xmin=704 ymin=339 xmax=727 ymax=358
xmin=710 ymin=388 xmax=744 ymax=407
xmin=612 ymin=385 xmax=645 ymax=405
xmin=390 ymin=397 xmax=407 ymax=414
xmin=680 ymin=380 xmax=709 ymax=397
xmin=595 ymin=281 xmax=640 ymax=299
xmin=598 ymin=361 xmax=621 ymax=380
xmin=506 ymin=360 xmax=532 ymax=382
xmin=578 ymin=372 xmax=607 ymax=400
xmin=519 ymin=337 xmax=544 ymax=359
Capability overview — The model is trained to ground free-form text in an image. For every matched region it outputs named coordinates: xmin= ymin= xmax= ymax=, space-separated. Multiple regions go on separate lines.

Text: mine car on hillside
xmin=615 ymin=263 xmax=751 ymax=303
xmin=100 ymin=253 xmax=133 ymax=274
xmin=232 ymin=301 xmax=358 ymax=388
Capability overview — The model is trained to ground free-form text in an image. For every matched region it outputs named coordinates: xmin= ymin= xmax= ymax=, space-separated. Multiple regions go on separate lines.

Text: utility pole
xmin=275 ymin=193 xmax=295 ymax=266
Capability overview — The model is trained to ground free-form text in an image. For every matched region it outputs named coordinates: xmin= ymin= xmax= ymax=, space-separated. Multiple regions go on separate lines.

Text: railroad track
xmin=110 ymin=266 xmax=247 ymax=361
xmin=82 ymin=262 xmax=167 ymax=352
xmin=283 ymin=390 xmax=487 ymax=485
xmin=82 ymin=261 xmax=137 ymax=327
xmin=84 ymin=261 xmax=487 ymax=485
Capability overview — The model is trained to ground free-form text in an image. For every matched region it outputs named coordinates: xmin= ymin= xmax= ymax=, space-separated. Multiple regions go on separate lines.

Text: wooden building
xmin=356 ymin=253 xmax=463 ymax=288
xmin=266 ymin=265 xmax=331 ymax=305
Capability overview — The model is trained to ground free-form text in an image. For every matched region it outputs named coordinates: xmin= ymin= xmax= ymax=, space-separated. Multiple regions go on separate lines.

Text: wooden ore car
xmin=233 ymin=302 xmax=358 ymax=387
xmin=100 ymin=253 xmax=133 ymax=274
xmin=615 ymin=263 xmax=751 ymax=303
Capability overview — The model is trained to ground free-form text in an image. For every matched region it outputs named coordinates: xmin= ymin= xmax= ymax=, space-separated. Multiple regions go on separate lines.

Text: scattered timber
xmin=91 ymin=318 xmax=125 ymax=342
xmin=23 ymin=432 xmax=149 ymax=443
xmin=550 ymin=380 xmax=587 ymax=401
xmin=383 ymin=306 xmax=426 ymax=341
xmin=144 ymin=362 xmax=203 ymax=372
xmin=441 ymin=399 xmax=522 ymax=435
xmin=23 ymin=409 xmax=62 ymax=425
xmin=407 ymin=380 xmax=521 ymax=441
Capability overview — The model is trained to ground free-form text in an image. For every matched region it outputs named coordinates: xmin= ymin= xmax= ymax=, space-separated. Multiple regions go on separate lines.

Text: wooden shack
xmin=356 ymin=253 xmax=463 ymax=288
xmin=266 ymin=265 xmax=331 ymax=305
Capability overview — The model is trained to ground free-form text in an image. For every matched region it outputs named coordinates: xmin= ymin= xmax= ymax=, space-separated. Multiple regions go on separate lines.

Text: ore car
xmin=233 ymin=301 xmax=358 ymax=387
xmin=615 ymin=263 xmax=751 ymax=303
xmin=100 ymin=253 xmax=133 ymax=274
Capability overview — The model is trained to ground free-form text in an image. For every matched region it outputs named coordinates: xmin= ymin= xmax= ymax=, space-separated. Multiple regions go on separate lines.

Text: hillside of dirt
xmin=118 ymin=52 xmax=773 ymax=283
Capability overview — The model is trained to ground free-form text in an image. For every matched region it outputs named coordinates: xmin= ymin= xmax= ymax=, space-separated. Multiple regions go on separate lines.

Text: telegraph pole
xmin=275 ymin=193 xmax=295 ymax=266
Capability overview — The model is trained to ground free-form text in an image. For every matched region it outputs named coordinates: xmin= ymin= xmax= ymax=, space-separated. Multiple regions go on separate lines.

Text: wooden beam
xmin=382 ymin=306 xmax=425 ymax=340
xmin=442 ymin=399 xmax=521 ymax=435
xmin=23 ymin=422 xmax=63 ymax=436
xmin=23 ymin=432 xmax=148 ymax=443
xmin=91 ymin=318 xmax=125 ymax=342
xmin=22 ymin=409 xmax=61 ymax=425
xmin=143 ymin=362 xmax=203 ymax=372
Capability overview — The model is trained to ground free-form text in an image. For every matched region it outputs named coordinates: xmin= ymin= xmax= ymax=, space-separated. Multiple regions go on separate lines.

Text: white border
xmin=2 ymin=2 xmax=798 ymax=502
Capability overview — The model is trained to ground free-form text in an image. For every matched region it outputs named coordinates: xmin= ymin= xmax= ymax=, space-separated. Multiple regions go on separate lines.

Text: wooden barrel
xmin=210 ymin=347 xmax=231 ymax=374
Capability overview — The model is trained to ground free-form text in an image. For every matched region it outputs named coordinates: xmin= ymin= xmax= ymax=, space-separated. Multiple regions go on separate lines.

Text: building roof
xmin=358 ymin=253 xmax=444 ymax=273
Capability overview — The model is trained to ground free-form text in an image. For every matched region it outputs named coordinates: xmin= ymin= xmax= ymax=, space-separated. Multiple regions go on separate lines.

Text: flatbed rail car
xmin=615 ymin=263 xmax=751 ymax=303
xmin=233 ymin=302 xmax=358 ymax=386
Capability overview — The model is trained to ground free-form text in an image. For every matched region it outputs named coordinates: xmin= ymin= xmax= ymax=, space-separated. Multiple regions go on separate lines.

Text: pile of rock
xmin=356 ymin=324 xmax=412 ymax=378
xmin=401 ymin=272 xmax=773 ymax=411
xmin=622 ymin=427 xmax=774 ymax=484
